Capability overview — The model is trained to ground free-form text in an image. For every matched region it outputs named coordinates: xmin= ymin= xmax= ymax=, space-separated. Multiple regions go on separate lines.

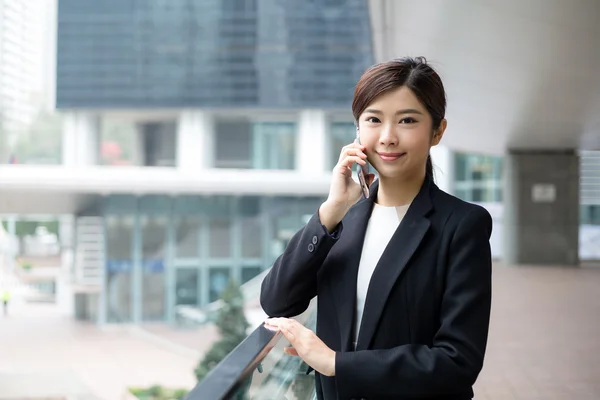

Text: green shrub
xmin=128 ymin=385 xmax=188 ymax=400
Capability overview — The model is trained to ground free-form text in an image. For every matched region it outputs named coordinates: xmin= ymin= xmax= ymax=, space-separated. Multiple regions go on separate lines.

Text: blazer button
xmin=312 ymin=235 xmax=318 ymax=244
xmin=307 ymin=243 xmax=315 ymax=252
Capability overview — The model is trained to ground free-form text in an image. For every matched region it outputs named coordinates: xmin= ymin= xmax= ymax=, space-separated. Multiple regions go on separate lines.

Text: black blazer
xmin=260 ymin=178 xmax=493 ymax=400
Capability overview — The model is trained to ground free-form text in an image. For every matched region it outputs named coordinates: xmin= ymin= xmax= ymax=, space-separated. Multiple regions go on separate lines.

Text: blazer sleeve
xmin=260 ymin=211 xmax=343 ymax=318
xmin=334 ymin=206 xmax=493 ymax=399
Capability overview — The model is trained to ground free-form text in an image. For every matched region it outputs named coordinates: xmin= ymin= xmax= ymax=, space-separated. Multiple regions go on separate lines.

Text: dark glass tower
xmin=56 ymin=0 xmax=374 ymax=108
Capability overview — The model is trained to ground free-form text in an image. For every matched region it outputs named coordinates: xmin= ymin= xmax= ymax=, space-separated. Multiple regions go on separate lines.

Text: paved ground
xmin=0 ymin=301 xmax=198 ymax=400
xmin=0 ymin=263 xmax=599 ymax=399
xmin=474 ymin=263 xmax=600 ymax=399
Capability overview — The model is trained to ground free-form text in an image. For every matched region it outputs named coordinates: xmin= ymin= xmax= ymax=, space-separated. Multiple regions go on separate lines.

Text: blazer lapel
xmin=355 ymin=179 xmax=434 ymax=350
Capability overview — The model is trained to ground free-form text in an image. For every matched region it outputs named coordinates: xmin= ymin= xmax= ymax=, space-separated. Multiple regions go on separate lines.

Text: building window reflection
xmin=174 ymin=218 xmax=200 ymax=259
xmin=454 ymin=152 xmax=503 ymax=203
xmin=240 ymin=196 xmax=262 ymax=259
xmin=105 ymin=215 xmax=134 ymax=323
xmin=252 ymin=122 xmax=296 ymax=170
xmin=581 ymin=205 xmax=600 ymax=225
xmin=100 ymin=117 xmax=177 ymax=167
xmin=101 ymin=194 xmax=326 ymax=323
xmin=209 ymin=267 xmax=231 ymax=302
xmin=213 ymin=120 xmax=296 ymax=170
xmin=208 ymin=219 xmax=232 ymax=258
xmin=175 ymin=268 xmax=199 ymax=306
xmin=242 ymin=266 xmax=262 ymax=284
xmin=141 ymin=215 xmax=167 ymax=321
xmin=328 ymin=122 xmax=355 ymax=170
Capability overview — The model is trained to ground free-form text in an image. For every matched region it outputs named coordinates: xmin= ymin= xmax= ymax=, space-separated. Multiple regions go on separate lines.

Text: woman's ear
xmin=431 ymin=119 xmax=447 ymax=146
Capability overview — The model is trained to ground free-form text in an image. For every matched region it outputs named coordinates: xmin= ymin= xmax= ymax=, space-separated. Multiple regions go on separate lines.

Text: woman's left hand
xmin=265 ymin=317 xmax=336 ymax=377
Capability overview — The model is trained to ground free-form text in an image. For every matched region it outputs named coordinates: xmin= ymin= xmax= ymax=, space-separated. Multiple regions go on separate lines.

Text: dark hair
xmin=352 ymin=56 xmax=446 ymax=181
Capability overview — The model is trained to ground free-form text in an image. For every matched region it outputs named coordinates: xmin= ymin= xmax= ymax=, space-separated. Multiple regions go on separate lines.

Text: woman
xmin=261 ymin=57 xmax=493 ymax=400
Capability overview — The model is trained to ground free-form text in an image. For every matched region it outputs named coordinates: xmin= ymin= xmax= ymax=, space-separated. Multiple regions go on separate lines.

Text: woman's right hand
xmin=319 ymin=142 xmax=374 ymax=232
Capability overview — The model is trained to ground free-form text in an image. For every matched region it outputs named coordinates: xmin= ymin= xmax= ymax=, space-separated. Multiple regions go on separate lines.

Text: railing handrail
xmin=185 ymin=323 xmax=282 ymax=400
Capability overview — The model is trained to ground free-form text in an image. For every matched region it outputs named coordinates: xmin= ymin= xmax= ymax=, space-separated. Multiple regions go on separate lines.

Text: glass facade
xmin=328 ymin=122 xmax=356 ymax=169
xmin=101 ymin=194 xmax=325 ymax=323
xmin=214 ymin=120 xmax=296 ymax=170
xmin=100 ymin=117 xmax=177 ymax=167
xmin=454 ymin=152 xmax=503 ymax=202
xmin=56 ymin=0 xmax=373 ymax=109
xmin=581 ymin=205 xmax=600 ymax=225
xmin=105 ymin=215 xmax=134 ymax=323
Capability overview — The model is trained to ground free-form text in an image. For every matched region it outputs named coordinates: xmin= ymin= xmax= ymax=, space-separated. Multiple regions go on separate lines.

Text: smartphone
xmin=355 ymin=128 xmax=370 ymax=199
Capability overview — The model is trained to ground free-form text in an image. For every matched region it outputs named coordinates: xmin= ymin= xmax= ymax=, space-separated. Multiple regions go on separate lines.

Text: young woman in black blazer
xmin=261 ymin=57 xmax=493 ymax=400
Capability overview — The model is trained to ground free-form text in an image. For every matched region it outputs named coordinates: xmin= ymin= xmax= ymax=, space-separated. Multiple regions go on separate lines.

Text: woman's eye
xmin=366 ymin=117 xmax=381 ymax=123
xmin=399 ymin=117 xmax=417 ymax=124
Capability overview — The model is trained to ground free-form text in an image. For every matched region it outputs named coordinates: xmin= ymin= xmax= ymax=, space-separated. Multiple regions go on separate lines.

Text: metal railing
xmin=186 ymin=301 xmax=317 ymax=400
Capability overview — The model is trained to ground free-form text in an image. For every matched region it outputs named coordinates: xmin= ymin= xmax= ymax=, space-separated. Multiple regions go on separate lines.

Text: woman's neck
xmin=376 ymin=172 xmax=426 ymax=207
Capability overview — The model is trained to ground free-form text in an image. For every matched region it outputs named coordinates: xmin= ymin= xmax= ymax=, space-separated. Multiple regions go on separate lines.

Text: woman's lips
xmin=377 ymin=152 xmax=406 ymax=162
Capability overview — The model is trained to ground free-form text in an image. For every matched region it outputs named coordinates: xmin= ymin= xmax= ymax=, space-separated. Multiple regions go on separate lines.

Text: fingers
xmin=284 ymin=346 xmax=299 ymax=356
xmin=264 ymin=317 xmax=295 ymax=335
xmin=265 ymin=318 xmax=304 ymax=344
xmin=339 ymin=155 xmax=366 ymax=169
xmin=264 ymin=318 xmax=283 ymax=333
xmin=339 ymin=144 xmax=367 ymax=163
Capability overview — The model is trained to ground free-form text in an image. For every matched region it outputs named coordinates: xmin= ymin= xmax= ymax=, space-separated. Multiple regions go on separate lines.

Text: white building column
xmin=176 ymin=110 xmax=213 ymax=170
xmin=297 ymin=110 xmax=327 ymax=173
xmin=62 ymin=112 xmax=100 ymax=166
xmin=57 ymin=215 xmax=75 ymax=316
xmin=430 ymin=145 xmax=454 ymax=194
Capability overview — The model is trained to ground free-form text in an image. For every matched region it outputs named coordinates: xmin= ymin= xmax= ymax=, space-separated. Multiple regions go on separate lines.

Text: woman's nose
xmin=379 ymin=125 xmax=398 ymax=146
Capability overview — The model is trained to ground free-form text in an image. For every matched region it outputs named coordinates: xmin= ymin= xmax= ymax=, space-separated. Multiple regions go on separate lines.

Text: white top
xmin=353 ymin=203 xmax=410 ymax=348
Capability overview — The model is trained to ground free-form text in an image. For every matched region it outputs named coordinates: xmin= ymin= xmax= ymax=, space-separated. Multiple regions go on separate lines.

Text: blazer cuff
xmin=321 ymin=221 xmax=342 ymax=240
xmin=335 ymin=351 xmax=365 ymax=399
xmin=313 ymin=210 xmax=343 ymax=240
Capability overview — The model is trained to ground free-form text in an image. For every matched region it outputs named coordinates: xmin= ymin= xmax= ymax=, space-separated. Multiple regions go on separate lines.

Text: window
xmin=328 ymin=122 xmax=355 ymax=170
xmin=242 ymin=266 xmax=262 ymax=284
xmin=175 ymin=218 xmax=200 ymax=258
xmin=581 ymin=205 xmax=600 ymax=225
xmin=100 ymin=118 xmax=139 ymax=166
xmin=214 ymin=120 xmax=253 ymax=168
xmin=209 ymin=267 xmax=231 ymax=302
xmin=100 ymin=118 xmax=176 ymax=167
xmin=140 ymin=216 xmax=167 ymax=321
xmin=175 ymin=268 xmax=199 ymax=306
xmin=240 ymin=196 xmax=262 ymax=258
xmin=105 ymin=216 xmax=134 ymax=323
xmin=140 ymin=121 xmax=177 ymax=167
xmin=453 ymin=153 xmax=503 ymax=203
xmin=252 ymin=122 xmax=296 ymax=170
xmin=208 ymin=219 xmax=232 ymax=258
xmin=214 ymin=120 xmax=296 ymax=170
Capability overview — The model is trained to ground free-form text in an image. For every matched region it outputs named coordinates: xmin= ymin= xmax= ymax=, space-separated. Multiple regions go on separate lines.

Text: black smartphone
xmin=355 ymin=128 xmax=370 ymax=199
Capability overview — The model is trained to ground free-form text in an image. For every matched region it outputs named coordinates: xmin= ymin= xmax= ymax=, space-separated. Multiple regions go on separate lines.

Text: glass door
xmin=175 ymin=268 xmax=200 ymax=306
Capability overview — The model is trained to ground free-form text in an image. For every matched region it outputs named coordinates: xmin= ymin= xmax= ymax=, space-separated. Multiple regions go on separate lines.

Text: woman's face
xmin=357 ymin=86 xmax=446 ymax=180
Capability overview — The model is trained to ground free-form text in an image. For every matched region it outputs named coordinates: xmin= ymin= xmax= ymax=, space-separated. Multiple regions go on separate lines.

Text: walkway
xmin=475 ymin=263 xmax=600 ymax=399
xmin=0 ymin=264 xmax=599 ymax=399
xmin=0 ymin=301 xmax=199 ymax=400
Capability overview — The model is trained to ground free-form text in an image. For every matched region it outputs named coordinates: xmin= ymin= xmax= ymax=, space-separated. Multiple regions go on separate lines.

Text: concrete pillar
xmin=503 ymin=150 xmax=580 ymax=266
xmin=430 ymin=145 xmax=454 ymax=194
xmin=176 ymin=111 xmax=213 ymax=170
xmin=62 ymin=112 xmax=100 ymax=166
xmin=297 ymin=110 xmax=327 ymax=173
